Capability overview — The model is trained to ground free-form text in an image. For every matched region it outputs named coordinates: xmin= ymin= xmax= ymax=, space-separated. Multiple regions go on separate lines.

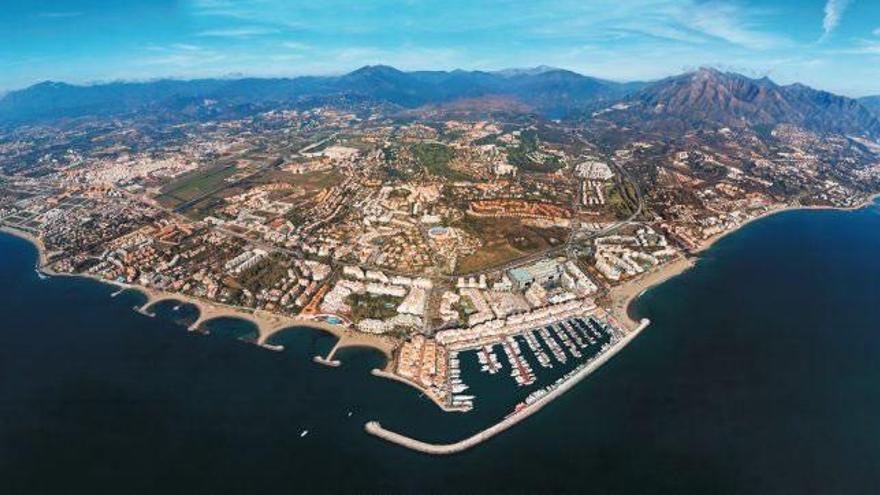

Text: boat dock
xmin=502 ymin=337 xmax=536 ymax=387
xmin=477 ymin=345 xmax=501 ymax=374
xmin=523 ymin=330 xmax=552 ymax=368
xmin=539 ymin=326 xmax=567 ymax=364
xmin=553 ymin=323 xmax=582 ymax=359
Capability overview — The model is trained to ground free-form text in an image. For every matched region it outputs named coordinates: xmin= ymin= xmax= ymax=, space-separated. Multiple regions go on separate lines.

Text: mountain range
xmin=1 ymin=65 xmax=878 ymax=140
xmin=0 ymin=65 xmax=637 ymax=123
xmin=607 ymin=68 xmax=880 ymax=139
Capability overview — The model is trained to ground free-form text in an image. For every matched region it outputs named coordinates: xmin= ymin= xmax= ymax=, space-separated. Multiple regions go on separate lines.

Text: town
xmin=2 ymin=101 xmax=879 ymax=420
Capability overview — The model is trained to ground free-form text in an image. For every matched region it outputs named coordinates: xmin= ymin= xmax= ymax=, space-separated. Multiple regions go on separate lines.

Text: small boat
xmin=300 ymin=430 xmax=309 ymax=438
xmin=173 ymin=305 xmax=181 ymax=311
xmin=347 ymin=411 xmax=353 ymax=417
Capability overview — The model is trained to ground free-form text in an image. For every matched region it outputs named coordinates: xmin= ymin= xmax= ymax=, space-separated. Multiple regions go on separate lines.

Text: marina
xmin=366 ymin=318 xmax=648 ymax=454
xmin=477 ymin=345 xmax=502 ymax=374
xmin=524 ymin=330 xmax=552 ymax=368
xmin=502 ymin=336 xmax=536 ymax=387
xmin=539 ymin=326 xmax=567 ymax=364
xmin=553 ymin=323 xmax=582 ymax=359
xmin=448 ymin=351 xmax=474 ymax=410
xmin=443 ymin=315 xmax=621 ymax=410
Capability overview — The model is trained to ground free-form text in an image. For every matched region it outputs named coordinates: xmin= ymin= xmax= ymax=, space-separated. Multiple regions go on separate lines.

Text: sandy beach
xmin=607 ymin=255 xmax=695 ymax=332
xmin=695 ymin=193 xmax=880 ymax=254
xmin=610 ymin=192 xmax=880 ymax=331
xmin=0 ymin=226 xmax=48 ymax=268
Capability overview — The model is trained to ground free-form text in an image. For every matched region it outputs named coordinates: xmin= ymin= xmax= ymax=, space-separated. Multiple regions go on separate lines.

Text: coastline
xmin=371 ymin=369 xmax=470 ymax=413
xmin=608 ymin=255 xmax=695 ymax=332
xmin=694 ymin=192 xmax=880 ymax=255
xmin=6 ymin=190 xmax=878 ymax=369
xmin=365 ymin=193 xmax=880 ymax=455
xmin=611 ymin=193 xmax=880 ymax=329
xmin=3 ymin=192 xmax=878 ymax=453
xmin=0 ymin=224 xmax=398 ymax=367
xmin=0 ymin=225 xmax=48 ymax=268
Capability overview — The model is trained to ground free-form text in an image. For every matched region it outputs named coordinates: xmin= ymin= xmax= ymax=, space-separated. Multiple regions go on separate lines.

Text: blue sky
xmin=2 ymin=0 xmax=880 ymax=96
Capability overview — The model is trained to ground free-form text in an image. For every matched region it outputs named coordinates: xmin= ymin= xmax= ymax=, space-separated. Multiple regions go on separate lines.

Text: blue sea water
xmin=2 ymin=202 xmax=880 ymax=494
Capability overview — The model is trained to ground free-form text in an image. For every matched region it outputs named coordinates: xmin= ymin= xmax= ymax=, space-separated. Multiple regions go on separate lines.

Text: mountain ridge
xmin=1 ymin=65 xmax=878 ymax=141
xmin=607 ymin=67 xmax=880 ymax=139
xmin=860 ymin=95 xmax=880 ymax=118
xmin=0 ymin=65 xmax=632 ymax=123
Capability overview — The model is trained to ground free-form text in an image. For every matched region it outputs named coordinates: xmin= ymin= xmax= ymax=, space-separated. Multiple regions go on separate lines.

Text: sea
xmin=2 ymin=202 xmax=880 ymax=494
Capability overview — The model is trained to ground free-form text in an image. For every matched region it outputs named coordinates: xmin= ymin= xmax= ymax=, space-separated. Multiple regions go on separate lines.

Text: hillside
xmin=605 ymin=68 xmax=880 ymax=139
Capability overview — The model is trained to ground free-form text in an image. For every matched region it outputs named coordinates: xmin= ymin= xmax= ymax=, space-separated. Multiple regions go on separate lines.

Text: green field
xmin=411 ymin=142 xmax=472 ymax=181
xmin=604 ymin=180 xmax=638 ymax=219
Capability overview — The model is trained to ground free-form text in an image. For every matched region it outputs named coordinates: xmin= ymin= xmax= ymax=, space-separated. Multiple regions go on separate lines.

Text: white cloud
xmin=821 ymin=0 xmax=851 ymax=40
xmin=171 ymin=43 xmax=203 ymax=52
xmin=136 ymin=43 xmax=226 ymax=68
xmin=843 ymin=40 xmax=880 ymax=54
xmin=197 ymin=27 xmax=277 ymax=38
xmin=268 ymin=54 xmax=305 ymax=62
xmin=505 ymin=1 xmax=790 ymax=51
xmin=620 ymin=24 xmax=709 ymax=45
xmin=329 ymin=46 xmax=462 ymax=69
xmin=37 ymin=11 xmax=83 ymax=18
xmin=684 ymin=2 xmax=786 ymax=50
xmin=873 ymin=27 xmax=880 ymax=36
xmin=281 ymin=41 xmax=310 ymax=50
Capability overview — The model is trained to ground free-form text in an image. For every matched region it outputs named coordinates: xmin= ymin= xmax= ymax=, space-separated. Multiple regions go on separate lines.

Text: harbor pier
xmin=314 ymin=340 xmax=343 ymax=367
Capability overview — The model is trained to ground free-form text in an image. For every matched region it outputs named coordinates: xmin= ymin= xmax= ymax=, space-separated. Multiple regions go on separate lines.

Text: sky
xmin=2 ymin=0 xmax=880 ymax=96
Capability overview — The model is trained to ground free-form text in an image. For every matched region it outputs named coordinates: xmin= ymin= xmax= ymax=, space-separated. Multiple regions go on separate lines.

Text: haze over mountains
xmin=1 ymin=65 xmax=879 ymax=140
